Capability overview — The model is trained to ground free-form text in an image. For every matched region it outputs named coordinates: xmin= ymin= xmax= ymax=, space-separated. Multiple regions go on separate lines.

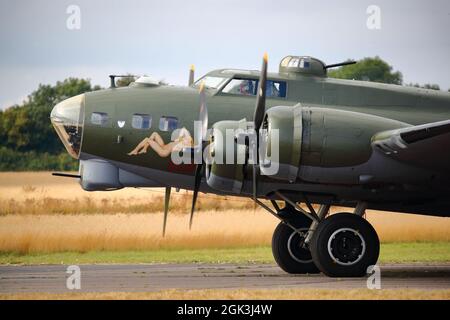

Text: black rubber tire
xmin=310 ymin=213 xmax=380 ymax=277
xmin=272 ymin=213 xmax=320 ymax=274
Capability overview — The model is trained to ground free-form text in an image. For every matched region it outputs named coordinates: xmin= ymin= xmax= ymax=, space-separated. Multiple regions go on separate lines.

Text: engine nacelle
xmin=205 ymin=104 xmax=409 ymax=194
xmin=259 ymin=105 xmax=303 ymax=182
xmin=260 ymin=104 xmax=410 ymax=181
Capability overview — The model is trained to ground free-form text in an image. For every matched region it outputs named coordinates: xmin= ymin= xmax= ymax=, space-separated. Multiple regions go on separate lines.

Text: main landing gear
xmin=272 ymin=204 xmax=320 ymax=274
xmin=258 ymin=194 xmax=379 ymax=277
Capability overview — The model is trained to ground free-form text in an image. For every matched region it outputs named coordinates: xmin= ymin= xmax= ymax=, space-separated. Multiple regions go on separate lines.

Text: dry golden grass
xmin=0 ymin=211 xmax=275 ymax=253
xmin=0 ymin=193 xmax=257 ymax=215
xmin=1 ymin=289 xmax=449 ymax=300
xmin=1 ymin=210 xmax=449 ymax=253
xmin=0 ymin=171 xmax=255 ymax=215
xmin=0 ymin=172 xmax=449 ymax=253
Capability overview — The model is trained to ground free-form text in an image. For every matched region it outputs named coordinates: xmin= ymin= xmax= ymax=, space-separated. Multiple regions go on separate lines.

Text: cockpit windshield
xmin=50 ymin=94 xmax=85 ymax=159
xmin=194 ymin=76 xmax=228 ymax=89
xmin=221 ymin=78 xmax=287 ymax=98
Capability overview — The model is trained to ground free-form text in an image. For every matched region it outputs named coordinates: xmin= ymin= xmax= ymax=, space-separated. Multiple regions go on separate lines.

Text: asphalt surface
xmin=1 ymin=263 xmax=449 ymax=293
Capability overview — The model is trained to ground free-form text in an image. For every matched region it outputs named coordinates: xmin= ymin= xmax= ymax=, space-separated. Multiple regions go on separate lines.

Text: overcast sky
xmin=1 ymin=0 xmax=449 ymax=109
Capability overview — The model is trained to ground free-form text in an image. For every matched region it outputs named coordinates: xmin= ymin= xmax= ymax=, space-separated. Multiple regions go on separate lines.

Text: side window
xmin=159 ymin=116 xmax=178 ymax=131
xmin=267 ymin=80 xmax=287 ymax=98
xmin=91 ymin=112 xmax=108 ymax=126
xmin=132 ymin=114 xmax=152 ymax=129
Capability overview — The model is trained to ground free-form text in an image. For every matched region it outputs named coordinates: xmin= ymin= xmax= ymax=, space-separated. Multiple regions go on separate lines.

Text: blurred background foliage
xmin=0 ymin=78 xmax=101 ymax=171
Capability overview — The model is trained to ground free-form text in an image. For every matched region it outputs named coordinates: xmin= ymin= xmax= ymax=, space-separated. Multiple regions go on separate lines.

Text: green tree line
xmin=327 ymin=56 xmax=445 ymax=90
xmin=0 ymin=78 xmax=101 ymax=171
xmin=0 ymin=58 xmax=448 ymax=171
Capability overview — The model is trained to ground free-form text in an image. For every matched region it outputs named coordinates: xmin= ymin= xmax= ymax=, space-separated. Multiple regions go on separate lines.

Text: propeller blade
xmin=189 ymin=81 xmax=209 ymax=230
xmin=162 ymin=187 xmax=171 ymax=237
xmin=253 ymin=53 xmax=268 ymax=131
xmin=188 ymin=64 xmax=195 ymax=86
xmin=249 ymin=134 xmax=258 ymax=201
xmin=252 ymin=163 xmax=258 ymax=201
xmin=190 ymin=163 xmax=203 ymax=229
xmin=199 ymin=81 xmax=209 ymax=142
xmin=250 ymin=53 xmax=268 ymax=201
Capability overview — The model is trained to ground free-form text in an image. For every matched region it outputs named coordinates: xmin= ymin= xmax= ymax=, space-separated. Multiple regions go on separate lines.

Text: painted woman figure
xmin=128 ymin=127 xmax=193 ymax=158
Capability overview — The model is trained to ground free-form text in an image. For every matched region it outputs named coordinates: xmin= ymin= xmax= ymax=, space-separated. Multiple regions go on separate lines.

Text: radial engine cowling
xmin=205 ymin=119 xmax=248 ymax=194
xmin=205 ymin=104 xmax=409 ymax=194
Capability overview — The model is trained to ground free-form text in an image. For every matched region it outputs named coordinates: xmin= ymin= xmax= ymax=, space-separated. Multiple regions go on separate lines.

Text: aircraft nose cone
xmin=50 ymin=94 xmax=85 ymax=159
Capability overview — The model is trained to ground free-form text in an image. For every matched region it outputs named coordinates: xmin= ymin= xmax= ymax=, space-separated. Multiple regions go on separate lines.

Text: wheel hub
xmin=287 ymin=229 xmax=313 ymax=264
xmin=327 ymin=228 xmax=366 ymax=266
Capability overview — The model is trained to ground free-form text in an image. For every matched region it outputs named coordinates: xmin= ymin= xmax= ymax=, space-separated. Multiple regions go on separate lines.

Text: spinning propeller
xmin=189 ymin=81 xmax=209 ymax=229
xmin=162 ymin=81 xmax=208 ymax=236
xmin=188 ymin=53 xmax=269 ymax=225
xmin=251 ymin=52 xmax=269 ymax=201
xmin=162 ymin=54 xmax=268 ymax=235
xmin=162 ymin=186 xmax=171 ymax=237
xmin=188 ymin=64 xmax=195 ymax=86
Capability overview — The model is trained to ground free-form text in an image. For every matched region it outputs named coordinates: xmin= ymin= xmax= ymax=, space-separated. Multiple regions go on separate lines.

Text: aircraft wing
xmin=371 ymin=119 xmax=450 ymax=172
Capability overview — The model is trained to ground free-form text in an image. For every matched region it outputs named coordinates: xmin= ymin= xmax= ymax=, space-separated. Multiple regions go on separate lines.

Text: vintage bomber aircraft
xmin=50 ymin=54 xmax=450 ymax=277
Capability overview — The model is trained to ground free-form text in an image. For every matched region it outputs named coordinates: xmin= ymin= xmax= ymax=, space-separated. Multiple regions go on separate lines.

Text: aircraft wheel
xmin=272 ymin=213 xmax=320 ymax=274
xmin=310 ymin=213 xmax=379 ymax=277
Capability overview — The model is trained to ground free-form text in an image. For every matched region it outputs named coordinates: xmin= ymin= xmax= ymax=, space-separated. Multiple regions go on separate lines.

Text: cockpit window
xmin=194 ymin=76 xmax=228 ymax=89
xmin=221 ymin=78 xmax=287 ymax=98
xmin=268 ymin=81 xmax=287 ymax=98
xmin=222 ymin=79 xmax=257 ymax=96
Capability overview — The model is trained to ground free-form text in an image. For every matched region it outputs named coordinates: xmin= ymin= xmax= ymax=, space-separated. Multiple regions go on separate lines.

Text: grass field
xmin=1 ymin=210 xmax=450 ymax=253
xmin=1 ymin=242 xmax=449 ymax=265
xmin=0 ymin=172 xmax=256 ymax=215
xmin=0 ymin=172 xmax=449 ymax=260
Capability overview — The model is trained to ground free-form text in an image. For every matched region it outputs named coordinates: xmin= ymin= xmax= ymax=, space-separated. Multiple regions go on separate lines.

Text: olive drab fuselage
xmin=51 ymin=56 xmax=450 ymax=217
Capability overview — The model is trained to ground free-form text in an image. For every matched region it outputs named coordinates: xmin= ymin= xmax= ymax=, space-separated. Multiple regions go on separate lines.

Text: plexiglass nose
xmin=50 ymin=94 xmax=85 ymax=159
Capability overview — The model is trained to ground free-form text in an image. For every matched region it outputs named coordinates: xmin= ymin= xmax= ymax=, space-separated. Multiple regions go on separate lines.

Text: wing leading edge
xmin=372 ymin=120 xmax=450 ymax=172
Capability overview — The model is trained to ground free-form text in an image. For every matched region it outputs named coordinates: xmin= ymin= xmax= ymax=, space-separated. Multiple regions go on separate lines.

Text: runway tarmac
xmin=1 ymin=263 xmax=449 ymax=293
